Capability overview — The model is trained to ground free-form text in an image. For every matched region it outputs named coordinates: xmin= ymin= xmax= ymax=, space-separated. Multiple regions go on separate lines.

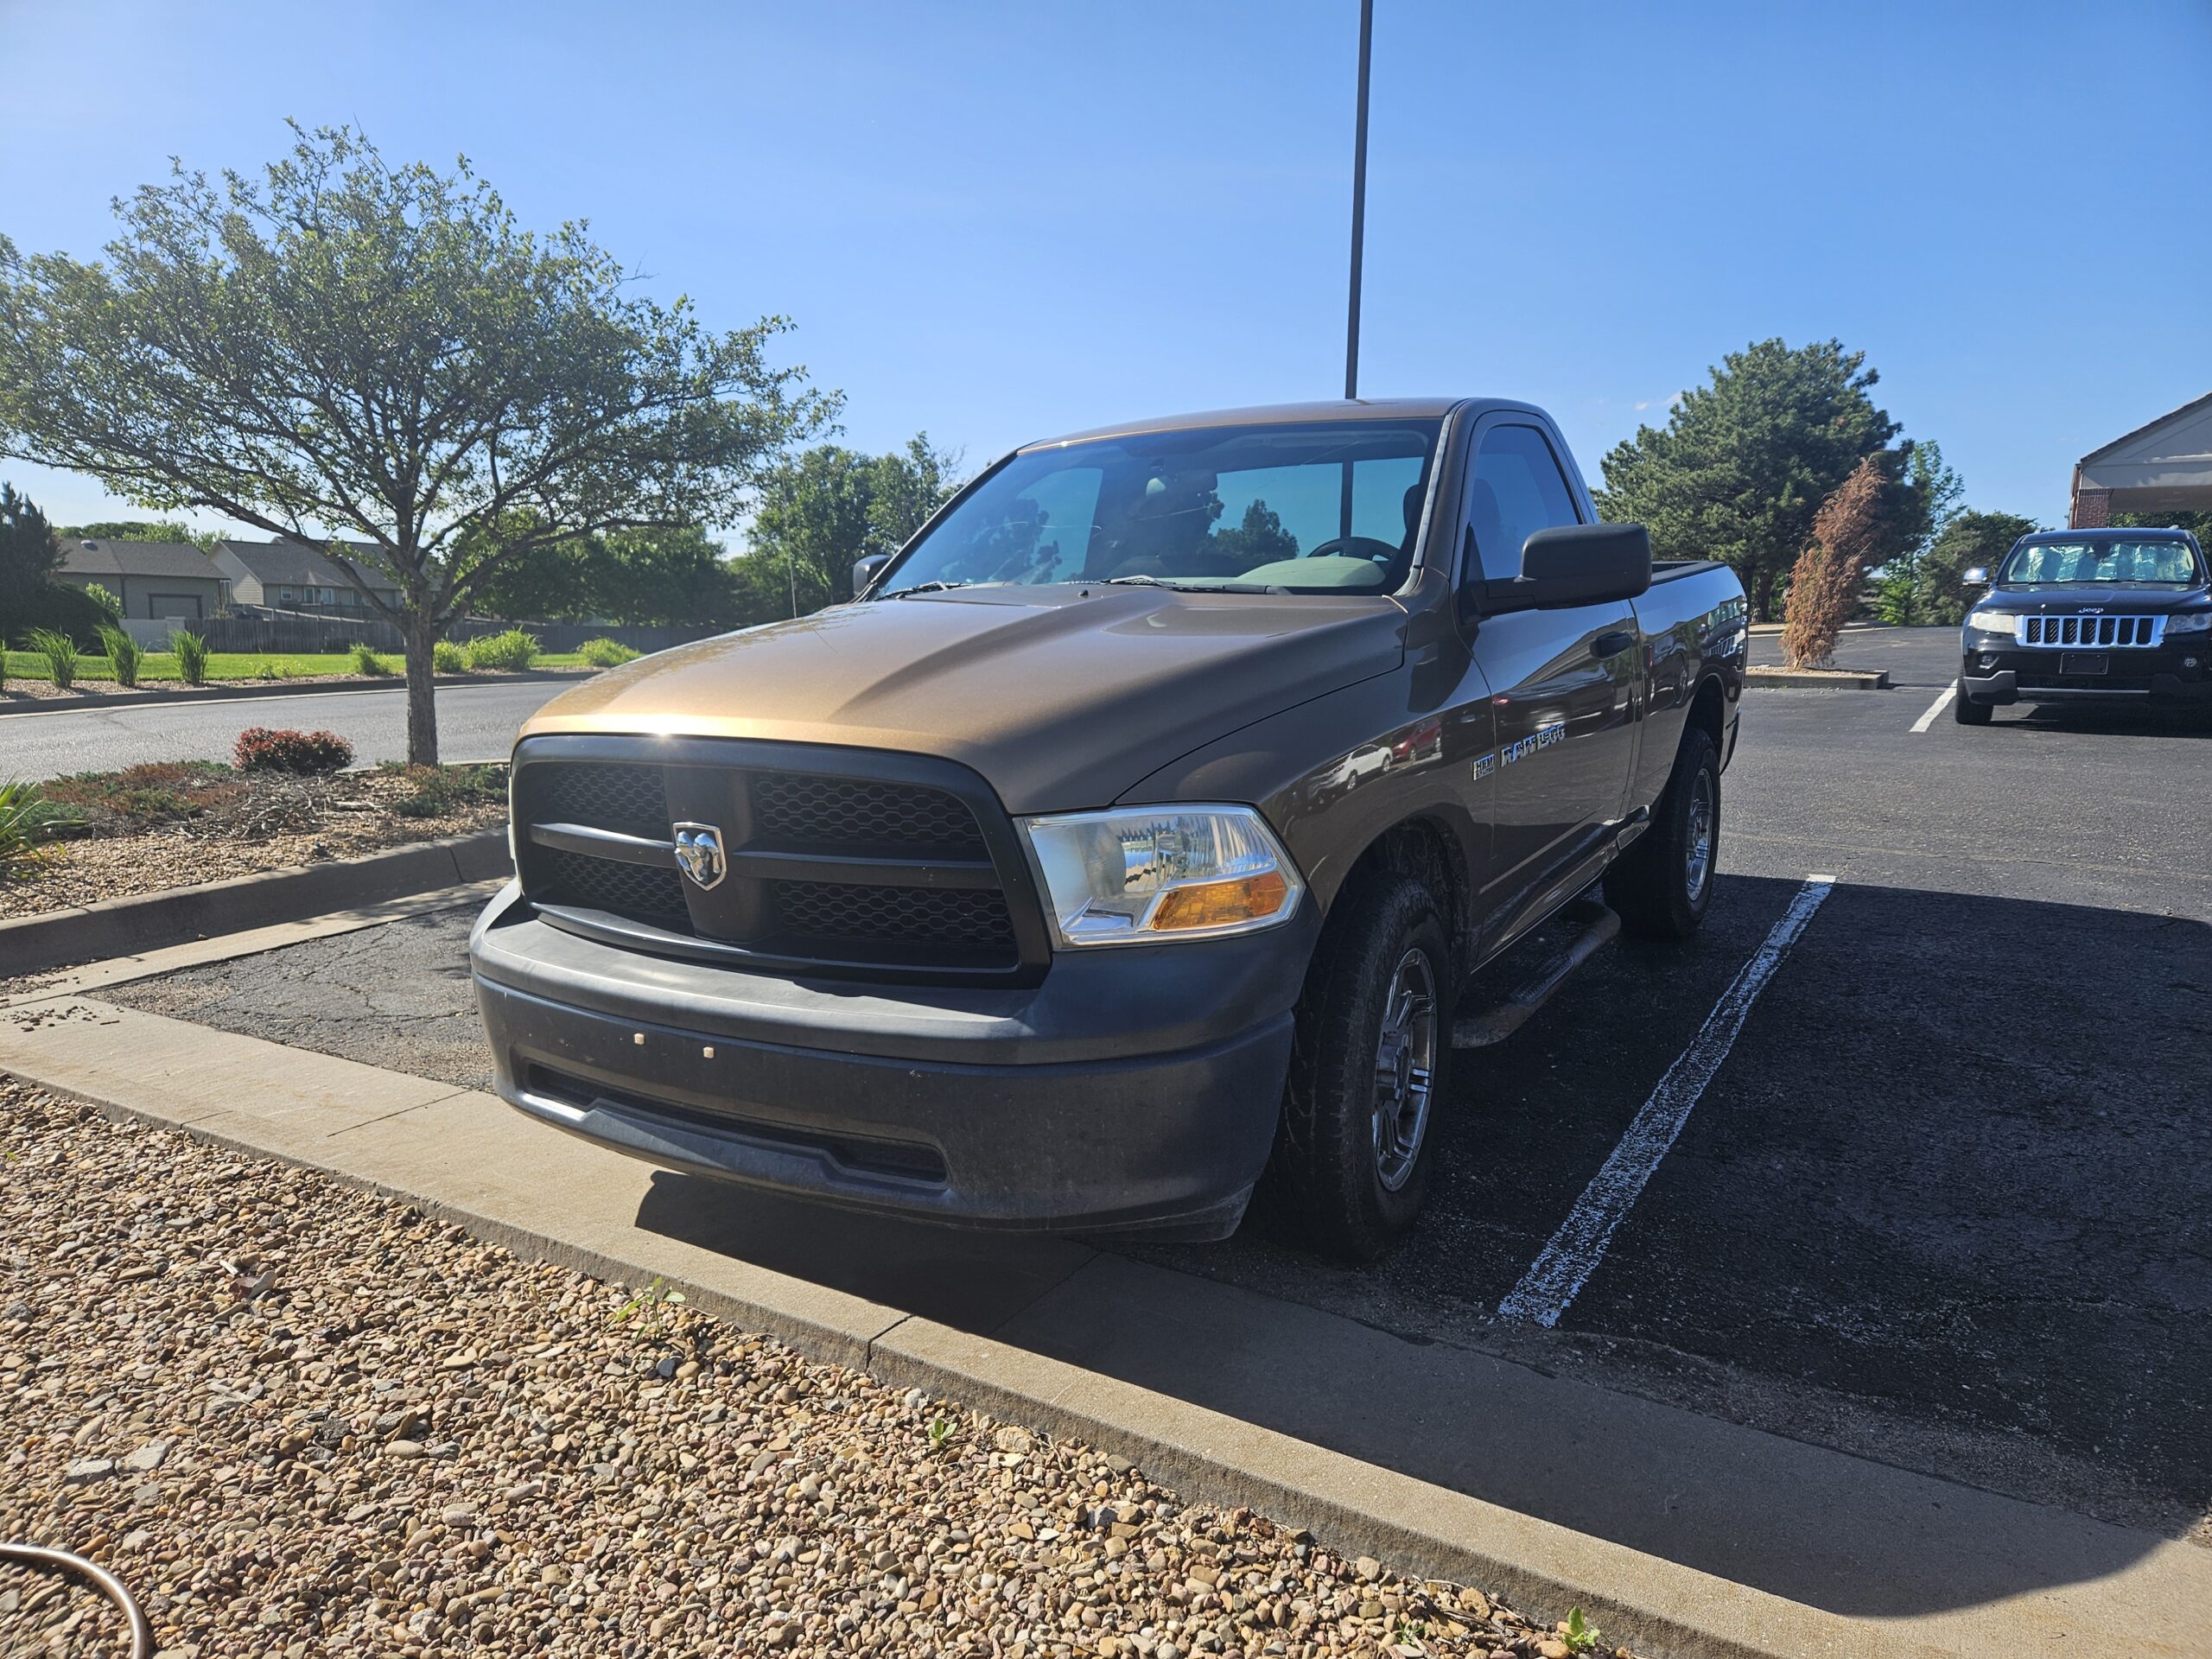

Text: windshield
xmin=1998 ymin=538 xmax=2203 ymax=586
xmin=877 ymin=419 xmax=1443 ymax=596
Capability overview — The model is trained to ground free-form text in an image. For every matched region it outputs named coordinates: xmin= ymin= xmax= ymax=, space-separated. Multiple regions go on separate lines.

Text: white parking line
xmin=1910 ymin=681 xmax=1958 ymax=732
xmin=1496 ymin=874 xmax=1837 ymax=1328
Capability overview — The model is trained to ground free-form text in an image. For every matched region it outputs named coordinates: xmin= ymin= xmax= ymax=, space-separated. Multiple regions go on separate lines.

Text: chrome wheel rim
xmin=1684 ymin=768 xmax=1715 ymax=906
xmin=1370 ymin=948 xmax=1438 ymax=1193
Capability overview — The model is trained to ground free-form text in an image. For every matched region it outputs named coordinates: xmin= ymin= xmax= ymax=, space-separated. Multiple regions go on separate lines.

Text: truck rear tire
xmin=1268 ymin=873 xmax=1452 ymax=1263
xmin=1605 ymin=726 xmax=1719 ymax=940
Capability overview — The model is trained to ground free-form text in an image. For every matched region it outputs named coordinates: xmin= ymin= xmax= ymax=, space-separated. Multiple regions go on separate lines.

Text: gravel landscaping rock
xmin=0 ymin=1076 xmax=1637 ymax=1659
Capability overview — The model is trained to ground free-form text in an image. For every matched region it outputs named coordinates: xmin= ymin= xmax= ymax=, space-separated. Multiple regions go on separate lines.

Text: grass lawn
xmin=2 ymin=648 xmax=588 ymax=684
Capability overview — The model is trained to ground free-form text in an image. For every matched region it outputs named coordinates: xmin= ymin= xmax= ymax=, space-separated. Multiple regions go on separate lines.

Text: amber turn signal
xmin=1148 ymin=868 xmax=1291 ymax=931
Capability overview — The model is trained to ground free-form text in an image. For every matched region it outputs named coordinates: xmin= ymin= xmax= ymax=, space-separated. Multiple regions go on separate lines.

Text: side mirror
xmin=1962 ymin=566 xmax=1990 ymax=585
xmin=1479 ymin=523 xmax=1652 ymax=613
xmin=851 ymin=553 xmax=890 ymax=598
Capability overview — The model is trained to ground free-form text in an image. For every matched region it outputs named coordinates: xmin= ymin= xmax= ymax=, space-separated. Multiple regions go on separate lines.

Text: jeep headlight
xmin=1020 ymin=804 xmax=1303 ymax=946
xmin=2165 ymin=610 xmax=2212 ymax=634
xmin=1966 ymin=608 xmax=2020 ymax=633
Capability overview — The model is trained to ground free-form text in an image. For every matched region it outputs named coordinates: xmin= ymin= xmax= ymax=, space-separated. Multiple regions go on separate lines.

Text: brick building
xmin=2069 ymin=391 xmax=2212 ymax=528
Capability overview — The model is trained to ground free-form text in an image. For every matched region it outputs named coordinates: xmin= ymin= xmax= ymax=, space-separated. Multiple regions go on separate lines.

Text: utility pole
xmin=1340 ymin=0 xmax=1375 ymax=540
xmin=1344 ymin=0 xmax=1373 ymax=402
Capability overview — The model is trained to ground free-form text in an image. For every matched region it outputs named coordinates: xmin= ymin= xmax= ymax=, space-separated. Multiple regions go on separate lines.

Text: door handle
xmin=1592 ymin=630 xmax=1637 ymax=658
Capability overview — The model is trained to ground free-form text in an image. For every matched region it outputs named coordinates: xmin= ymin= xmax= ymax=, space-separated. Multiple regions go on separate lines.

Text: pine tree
xmin=1595 ymin=339 xmax=1902 ymax=620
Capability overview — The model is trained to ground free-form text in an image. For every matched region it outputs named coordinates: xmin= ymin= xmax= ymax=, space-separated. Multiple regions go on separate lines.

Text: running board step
xmin=1452 ymin=897 xmax=1621 ymax=1049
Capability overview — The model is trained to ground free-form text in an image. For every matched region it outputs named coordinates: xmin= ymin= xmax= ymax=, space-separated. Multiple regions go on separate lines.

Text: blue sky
xmin=2 ymin=0 xmax=2206 ymax=540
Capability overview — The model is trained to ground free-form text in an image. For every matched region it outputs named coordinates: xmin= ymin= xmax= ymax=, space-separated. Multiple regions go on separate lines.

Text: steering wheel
xmin=1300 ymin=536 xmax=1401 ymax=563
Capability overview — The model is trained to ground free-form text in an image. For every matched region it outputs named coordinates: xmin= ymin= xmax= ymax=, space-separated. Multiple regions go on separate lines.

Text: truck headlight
xmin=1965 ymin=608 xmax=2019 ymax=633
xmin=1020 ymin=804 xmax=1303 ymax=946
xmin=2165 ymin=610 xmax=2212 ymax=634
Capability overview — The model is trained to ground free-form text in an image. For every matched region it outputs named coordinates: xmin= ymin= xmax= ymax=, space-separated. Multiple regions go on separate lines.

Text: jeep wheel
xmin=1605 ymin=726 xmax=1719 ymax=939
xmin=1955 ymin=692 xmax=1993 ymax=725
xmin=1268 ymin=874 xmax=1452 ymax=1262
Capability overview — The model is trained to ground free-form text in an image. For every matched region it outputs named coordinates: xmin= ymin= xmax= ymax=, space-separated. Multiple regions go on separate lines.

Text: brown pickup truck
xmin=471 ymin=398 xmax=1747 ymax=1259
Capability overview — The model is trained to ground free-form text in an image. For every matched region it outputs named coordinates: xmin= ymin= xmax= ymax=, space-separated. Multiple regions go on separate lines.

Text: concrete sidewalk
xmin=3 ymin=985 xmax=2206 ymax=1659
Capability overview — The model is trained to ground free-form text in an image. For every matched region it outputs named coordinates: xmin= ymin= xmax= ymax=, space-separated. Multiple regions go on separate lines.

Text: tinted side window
xmin=1463 ymin=423 xmax=1581 ymax=583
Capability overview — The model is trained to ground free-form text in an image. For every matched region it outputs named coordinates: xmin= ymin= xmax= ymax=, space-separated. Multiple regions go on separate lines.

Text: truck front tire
xmin=1605 ymin=726 xmax=1719 ymax=939
xmin=1955 ymin=692 xmax=1993 ymax=725
xmin=1268 ymin=873 xmax=1452 ymax=1263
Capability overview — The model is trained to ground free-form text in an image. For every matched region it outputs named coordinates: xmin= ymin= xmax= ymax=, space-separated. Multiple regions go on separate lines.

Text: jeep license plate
xmin=2061 ymin=652 xmax=2108 ymax=676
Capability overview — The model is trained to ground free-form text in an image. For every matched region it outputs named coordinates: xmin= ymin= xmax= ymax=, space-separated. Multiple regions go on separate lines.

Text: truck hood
xmin=520 ymin=586 xmax=1408 ymax=814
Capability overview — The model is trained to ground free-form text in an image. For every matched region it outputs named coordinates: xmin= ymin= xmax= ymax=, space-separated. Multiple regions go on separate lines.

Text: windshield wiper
xmin=1103 ymin=575 xmax=1294 ymax=594
xmin=886 ymin=580 xmax=972 ymax=598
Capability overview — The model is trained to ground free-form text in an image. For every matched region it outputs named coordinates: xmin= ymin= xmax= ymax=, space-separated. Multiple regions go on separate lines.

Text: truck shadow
xmin=632 ymin=870 xmax=2212 ymax=1621
xmin=1994 ymin=702 xmax=2212 ymax=739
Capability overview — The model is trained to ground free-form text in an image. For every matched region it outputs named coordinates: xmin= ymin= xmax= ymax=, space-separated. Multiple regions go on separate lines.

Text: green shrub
xmin=578 ymin=637 xmax=640 ymax=668
xmin=11 ymin=582 xmax=112 ymax=650
xmin=349 ymin=640 xmax=392 ymax=677
xmin=0 ymin=779 xmax=78 ymax=874
xmin=83 ymin=582 xmax=122 ymax=619
xmin=169 ymin=628 xmax=211 ymax=685
xmin=463 ymin=628 xmax=540 ymax=671
xmin=26 ymin=626 xmax=79 ymax=689
xmin=97 ymin=624 xmax=144 ymax=689
xmin=233 ymin=727 xmax=354 ymax=773
xmin=433 ymin=639 xmax=467 ymax=673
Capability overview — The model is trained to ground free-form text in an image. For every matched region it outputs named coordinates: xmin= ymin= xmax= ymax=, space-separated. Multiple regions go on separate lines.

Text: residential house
xmin=208 ymin=538 xmax=404 ymax=614
xmin=54 ymin=539 xmax=232 ymax=621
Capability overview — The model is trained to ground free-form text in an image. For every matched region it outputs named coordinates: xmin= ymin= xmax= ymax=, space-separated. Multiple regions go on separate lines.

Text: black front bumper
xmin=468 ymin=883 xmax=1313 ymax=1237
xmin=1960 ymin=646 xmax=2212 ymax=706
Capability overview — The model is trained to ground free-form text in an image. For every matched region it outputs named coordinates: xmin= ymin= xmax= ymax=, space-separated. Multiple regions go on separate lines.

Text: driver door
xmin=1458 ymin=418 xmax=1640 ymax=908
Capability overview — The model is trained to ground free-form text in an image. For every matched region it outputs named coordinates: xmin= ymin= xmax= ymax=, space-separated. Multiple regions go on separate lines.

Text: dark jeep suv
xmin=1958 ymin=527 xmax=2212 ymax=723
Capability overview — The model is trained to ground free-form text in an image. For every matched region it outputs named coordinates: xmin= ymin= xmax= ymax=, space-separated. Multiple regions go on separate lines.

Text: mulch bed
xmin=0 ymin=766 xmax=506 ymax=921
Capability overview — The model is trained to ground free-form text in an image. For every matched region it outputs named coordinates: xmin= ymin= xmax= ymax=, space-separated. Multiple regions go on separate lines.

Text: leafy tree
xmin=2113 ymin=506 xmax=2212 ymax=543
xmin=0 ymin=124 xmax=833 ymax=762
xmin=739 ymin=435 xmax=961 ymax=619
xmin=468 ymin=523 xmax=745 ymax=626
xmin=1213 ymin=498 xmax=1300 ymax=565
xmin=1868 ymin=440 xmax=1966 ymax=624
xmin=59 ymin=518 xmax=213 ymax=550
xmin=1916 ymin=509 xmax=2040 ymax=625
xmin=1595 ymin=339 xmax=1902 ymax=620
xmin=0 ymin=480 xmax=63 ymax=619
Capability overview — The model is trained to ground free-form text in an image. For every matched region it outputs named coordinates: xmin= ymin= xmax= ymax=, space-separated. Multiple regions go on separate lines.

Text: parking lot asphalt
xmin=104 ymin=626 xmax=2212 ymax=1554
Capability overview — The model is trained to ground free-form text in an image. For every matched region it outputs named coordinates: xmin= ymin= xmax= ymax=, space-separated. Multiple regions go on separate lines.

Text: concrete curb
xmin=0 ymin=831 xmax=508 ymax=975
xmin=1743 ymin=667 xmax=1891 ymax=690
xmin=0 ymin=668 xmax=587 ymax=717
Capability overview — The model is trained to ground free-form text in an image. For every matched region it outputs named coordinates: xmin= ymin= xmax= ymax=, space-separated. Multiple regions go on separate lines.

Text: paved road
xmin=1 ymin=681 xmax=573 ymax=778
xmin=108 ymin=630 xmax=2212 ymax=1549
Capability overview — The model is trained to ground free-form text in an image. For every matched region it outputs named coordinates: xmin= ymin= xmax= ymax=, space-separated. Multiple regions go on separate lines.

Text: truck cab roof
xmin=1024 ymin=396 xmax=1539 ymax=450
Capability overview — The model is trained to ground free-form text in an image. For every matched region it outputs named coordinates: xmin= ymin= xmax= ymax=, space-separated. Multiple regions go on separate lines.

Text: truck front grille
xmin=751 ymin=775 xmax=987 ymax=857
xmin=771 ymin=880 xmax=1014 ymax=947
xmin=509 ymin=739 xmax=1041 ymax=982
xmin=537 ymin=761 xmax=668 ymax=830
xmin=2016 ymin=614 xmax=2165 ymax=648
xmin=537 ymin=845 xmax=690 ymax=922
